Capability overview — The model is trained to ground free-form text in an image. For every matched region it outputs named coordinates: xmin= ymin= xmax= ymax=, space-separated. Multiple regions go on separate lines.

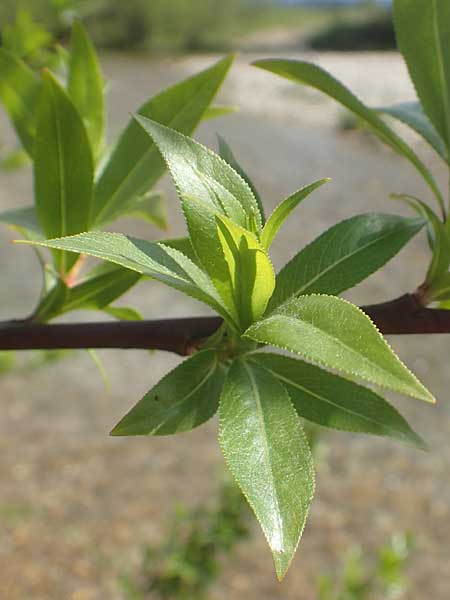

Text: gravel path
xmin=0 ymin=51 xmax=449 ymax=599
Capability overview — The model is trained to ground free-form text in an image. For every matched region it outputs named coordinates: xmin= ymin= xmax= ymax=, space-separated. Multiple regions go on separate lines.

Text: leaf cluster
xmin=26 ymin=110 xmax=432 ymax=578
xmin=0 ymin=5 xmax=439 ymax=582
xmin=253 ymin=0 xmax=450 ymax=309
xmin=0 ymin=19 xmax=233 ymax=324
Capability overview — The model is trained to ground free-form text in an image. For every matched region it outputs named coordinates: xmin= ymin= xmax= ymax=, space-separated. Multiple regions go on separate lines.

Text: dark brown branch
xmin=0 ymin=317 xmax=222 ymax=356
xmin=1 ymin=294 xmax=450 ymax=356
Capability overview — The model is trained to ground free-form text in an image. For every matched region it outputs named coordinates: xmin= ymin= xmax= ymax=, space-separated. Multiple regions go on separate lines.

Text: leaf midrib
xmin=252 ymin=314 xmax=404 ymax=389
xmin=243 ymin=361 xmax=283 ymax=550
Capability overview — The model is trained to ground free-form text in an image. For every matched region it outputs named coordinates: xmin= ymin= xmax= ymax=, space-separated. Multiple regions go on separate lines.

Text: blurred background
xmin=1 ymin=1 xmax=450 ymax=599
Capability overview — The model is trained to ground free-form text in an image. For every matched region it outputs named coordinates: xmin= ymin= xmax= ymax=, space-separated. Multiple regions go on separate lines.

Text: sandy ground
xmin=1 ymin=51 xmax=450 ymax=599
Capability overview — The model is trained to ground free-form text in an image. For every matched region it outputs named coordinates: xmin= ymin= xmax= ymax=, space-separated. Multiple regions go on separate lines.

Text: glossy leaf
xmin=252 ymin=353 xmax=426 ymax=449
xmin=0 ymin=49 xmax=40 ymax=156
xmin=245 ymin=294 xmax=434 ymax=403
xmin=21 ymin=231 xmax=234 ymax=324
xmin=111 ymin=351 xmax=225 ymax=435
xmin=253 ymin=58 xmax=445 ymax=213
xmin=219 ymin=359 xmax=314 ymax=580
xmin=93 ymin=56 xmax=234 ymax=225
xmin=377 ymin=101 xmax=448 ymax=162
xmin=269 ymin=213 xmax=425 ymax=311
xmin=136 ymin=116 xmax=260 ymax=229
xmin=261 ymin=179 xmax=329 ymax=249
xmin=394 ymin=0 xmax=450 ymax=153
xmin=216 ymin=214 xmax=275 ymax=330
xmin=217 ymin=134 xmax=265 ymax=224
xmin=68 ymin=21 xmax=105 ymax=160
xmin=34 ymin=71 xmax=94 ymax=273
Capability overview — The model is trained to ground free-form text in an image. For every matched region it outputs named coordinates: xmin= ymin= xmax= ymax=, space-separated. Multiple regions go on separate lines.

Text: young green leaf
xmin=269 ymin=213 xmax=425 ymax=311
xmin=93 ymin=56 xmax=234 ymax=225
xmin=216 ymin=214 xmax=275 ymax=330
xmin=136 ymin=116 xmax=260 ymax=229
xmin=68 ymin=21 xmax=105 ymax=160
xmin=111 ymin=351 xmax=225 ymax=436
xmin=251 ymin=353 xmax=426 ymax=449
xmin=34 ymin=70 xmax=94 ymax=273
xmin=393 ymin=0 xmax=450 ymax=153
xmin=0 ymin=49 xmax=40 ymax=156
xmin=20 ymin=231 xmax=235 ymax=325
xmin=217 ymin=134 xmax=265 ymax=224
xmin=219 ymin=359 xmax=314 ymax=580
xmin=261 ymin=179 xmax=329 ymax=250
xmin=377 ymin=101 xmax=448 ymax=162
xmin=245 ymin=294 xmax=435 ymax=403
xmin=253 ymin=58 xmax=445 ymax=214
xmin=181 ymin=195 xmax=240 ymax=323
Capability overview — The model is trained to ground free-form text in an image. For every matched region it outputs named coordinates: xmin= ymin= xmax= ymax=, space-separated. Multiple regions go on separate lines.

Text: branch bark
xmin=1 ymin=294 xmax=449 ymax=356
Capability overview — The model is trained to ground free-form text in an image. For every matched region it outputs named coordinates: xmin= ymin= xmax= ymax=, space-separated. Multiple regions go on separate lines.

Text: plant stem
xmin=1 ymin=295 xmax=450 ymax=356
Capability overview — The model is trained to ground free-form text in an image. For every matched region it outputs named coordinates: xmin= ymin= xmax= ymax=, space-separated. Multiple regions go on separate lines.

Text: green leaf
xmin=116 ymin=191 xmax=168 ymax=230
xmin=103 ymin=306 xmax=142 ymax=321
xmin=393 ymin=0 xmax=450 ymax=153
xmin=217 ymin=134 xmax=265 ymax=225
xmin=261 ymin=179 xmax=329 ymax=250
xmin=216 ymin=214 xmax=275 ymax=330
xmin=21 ymin=231 xmax=235 ymax=325
xmin=203 ymin=104 xmax=238 ymax=120
xmin=93 ymin=56 xmax=234 ymax=225
xmin=160 ymin=236 xmax=197 ymax=263
xmin=0 ymin=48 xmax=40 ymax=155
xmin=0 ymin=205 xmax=41 ymax=235
xmin=219 ymin=359 xmax=314 ymax=580
xmin=61 ymin=264 xmax=141 ymax=313
xmin=111 ymin=350 xmax=224 ymax=436
xmin=253 ymin=58 xmax=445 ymax=214
xmin=251 ymin=353 xmax=426 ymax=449
xmin=393 ymin=195 xmax=450 ymax=287
xmin=68 ymin=21 xmax=105 ymax=161
xmin=377 ymin=101 xmax=448 ymax=162
xmin=180 ymin=196 xmax=239 ymax=322
xmin=34 ymin=70 xmax=94 ymax=273
xmin=245 ymin=294 xmax=434 ymax=403
xmin=269 ymin=213 xmax=425 ymax=311
xmin=32 ymin=279 xmax=68 ymax=323
xmin=136 ymin=116 xmax=260 ymax=230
